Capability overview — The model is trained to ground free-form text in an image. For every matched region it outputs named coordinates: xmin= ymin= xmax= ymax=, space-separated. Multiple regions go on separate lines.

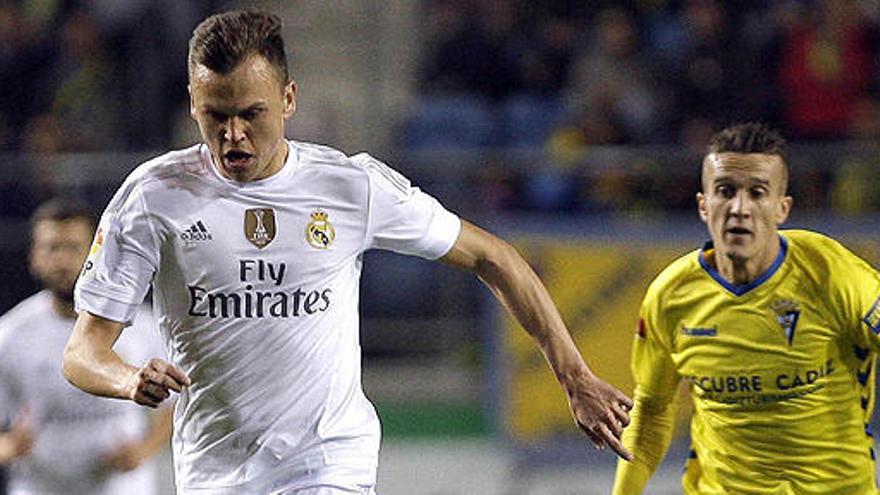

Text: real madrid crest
xmin=770 ymin=299 xmax=800 ymax=345
xmin=306 ymin=209 xmax=335 ymax=249
xmin=244 ymin=208 xmax=276 ymax=249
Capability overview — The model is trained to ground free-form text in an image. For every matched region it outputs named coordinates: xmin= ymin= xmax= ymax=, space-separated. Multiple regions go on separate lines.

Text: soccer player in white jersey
xmin=0 ymin=198 xmax=173 ymax=495
xmin=61 ymin=10 xmax=633 ymax=494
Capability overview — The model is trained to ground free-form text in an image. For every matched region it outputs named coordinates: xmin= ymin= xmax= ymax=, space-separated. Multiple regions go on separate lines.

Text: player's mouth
xmin=223 ymin=150 xmax=255 ymax=171
xmin=725 ymin=226 xmax=753 ymax=238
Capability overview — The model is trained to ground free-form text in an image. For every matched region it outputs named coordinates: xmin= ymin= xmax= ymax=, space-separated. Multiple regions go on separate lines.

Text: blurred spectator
xmin=514 ymin=15 xmax=578 ymax=96
xmin=562 ymin=7 xmax=662 ymax=144
xmin=0 ymin=198 xmax=173 ymax=494
xmin=0 ymin=0 xmax=57 ymax=151
xmin=47 ymin=8 xmax=122 ymax=151
xmin=777 ymin=0 xmax=874 ymax=140
xmin=657 ymin=0 xmax=744 ymax=143
xmin=418 ymin=0 xmax=521 ymax=102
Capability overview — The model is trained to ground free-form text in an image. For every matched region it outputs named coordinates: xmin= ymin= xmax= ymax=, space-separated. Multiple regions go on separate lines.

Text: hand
xmin=565 ymin=372 xmax=633 ymax=461
xmin=127 ymin=358 xmax=190 ymax=408
xmin=0 ymin=409 xmax=35 ymax=463
xmin=100 ymin=441 xmax=144 ymax=472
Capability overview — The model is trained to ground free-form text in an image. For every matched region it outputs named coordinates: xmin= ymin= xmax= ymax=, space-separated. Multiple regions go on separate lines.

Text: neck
xmin=257 ymin=139 xmax=289 ymax=181
xmin=715 ymin=237 xmax=781 ymax=285
xmin=52 ymin=295 xmax=77 ymax=320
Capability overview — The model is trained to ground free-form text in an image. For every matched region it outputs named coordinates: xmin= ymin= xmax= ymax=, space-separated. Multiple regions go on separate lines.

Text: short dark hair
xmin=188 ymin=10 xmax=289 ymax=83
xmin=30 ymin=197 xmax=95 ymax=233
xmin=708 ymin=122 xmax=786 ymax=157
xmin=704 ymin=123 xmax=790 ymax=193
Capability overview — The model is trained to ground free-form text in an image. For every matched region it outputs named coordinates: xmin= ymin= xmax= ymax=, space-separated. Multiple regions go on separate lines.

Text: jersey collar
xmin=202 ymin=140 xmax=298 ymax=187
xmin=698 ymin=234 xmax=788 ymax=296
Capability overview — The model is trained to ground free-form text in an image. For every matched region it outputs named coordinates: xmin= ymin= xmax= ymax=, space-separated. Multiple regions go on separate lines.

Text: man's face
xmin=697 ymin=152 xmax=793 ymax=264
xmin=189 ymin=54 xmax=296 ymax=182
xmin=30 ymin=218 xmax=93 ymax=303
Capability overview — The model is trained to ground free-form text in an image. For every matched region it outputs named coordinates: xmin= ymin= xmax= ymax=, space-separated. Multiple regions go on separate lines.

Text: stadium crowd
xmin=3 ymin=1 xmax=880 ymax=217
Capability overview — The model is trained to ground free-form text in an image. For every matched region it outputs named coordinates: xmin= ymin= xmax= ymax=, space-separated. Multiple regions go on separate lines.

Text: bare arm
xmin=440 ymin=220 xmax=633 ymax=459
xmin=63 ymin=311 xmax=189 ymax=407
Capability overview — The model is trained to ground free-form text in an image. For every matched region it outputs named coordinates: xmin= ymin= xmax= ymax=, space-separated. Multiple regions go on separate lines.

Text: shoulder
xmin=104 ymin=144 xmax=207 ymax=213
xmin=115 ymin=144 xmax=206 ymax=196
xmin=644 ymin=249 xmax=703 ymax=302
xmin=784 ymin=229 xmax=866 ymax=270
xmin=0 ymin=292 xmax=52 ymax=350
xmin=293 ymin=141 xmax=351 ymax=167
xmin=126 ymin=144 xmax=206 ymax=186
xmin=293 ymin=141 xmax=412 ymax=199
xmin=784 ymin=229 xmax=850 ymax=257
xmin=783 ymin=229 xmax=877 ymax=281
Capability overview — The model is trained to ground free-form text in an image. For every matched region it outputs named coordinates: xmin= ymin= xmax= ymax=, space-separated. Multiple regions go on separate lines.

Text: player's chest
xmin=668 ymin=290 xmax=838 ymax=372
xmin=161 ymin=197 xmax=361 ymax=279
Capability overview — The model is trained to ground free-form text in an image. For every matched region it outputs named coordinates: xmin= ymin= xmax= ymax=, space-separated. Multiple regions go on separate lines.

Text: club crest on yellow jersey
xmin=771 ymin=299 xmax=800 ymax=345
xmin=244 ymin=208 xmax=276 ymax=249
xmin=306 ymin=209 xmax=335 ymax=249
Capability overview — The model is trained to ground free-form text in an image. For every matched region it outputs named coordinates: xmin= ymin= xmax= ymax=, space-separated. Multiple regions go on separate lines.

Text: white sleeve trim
xmin=75 ymin=280 xmax=141 ymax=324
xmin=421 ymin=203 xmax=461 ymax=260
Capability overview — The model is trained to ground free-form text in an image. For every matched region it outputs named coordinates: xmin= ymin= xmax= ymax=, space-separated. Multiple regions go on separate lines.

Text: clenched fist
xmin=128 ymin=358 xmax=191 ymax=408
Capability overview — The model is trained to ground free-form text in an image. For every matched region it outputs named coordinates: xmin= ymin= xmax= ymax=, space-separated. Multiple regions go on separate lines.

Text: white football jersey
xmin=0 ymin=292 xmax=165 ymax=495
xmin=75 ymin=141 xmax=461 ymax=493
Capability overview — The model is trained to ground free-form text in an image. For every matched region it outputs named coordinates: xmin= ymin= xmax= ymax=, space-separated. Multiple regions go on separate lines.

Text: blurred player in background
xmin=60 ymin=9 xmax=632 ymax=495
xmin=0 ymin=198 xmax=172 ymax=494
xmin=613 ymin=123 xmax=880 ymax=494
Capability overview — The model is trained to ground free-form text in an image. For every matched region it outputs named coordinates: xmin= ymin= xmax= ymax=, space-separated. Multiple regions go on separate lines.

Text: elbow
xmin=61 ymin=341 xmax=81 ymax=388
xmin=473 ymin=239 xmax=520 ymax=283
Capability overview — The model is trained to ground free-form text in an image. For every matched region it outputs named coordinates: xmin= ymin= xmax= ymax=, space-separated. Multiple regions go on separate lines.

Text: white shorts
xmin=269 ymin=464 xmax=376 ymax=495
xmin=280 ymin=486 xmax=376 ymax=495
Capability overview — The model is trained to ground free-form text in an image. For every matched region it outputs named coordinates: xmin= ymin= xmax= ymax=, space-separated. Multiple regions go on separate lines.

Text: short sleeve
xmin=75 ymin=179 xmax=159 ymax=324
xmin=631 ymin=284 xmax=681 ymax=401
xmin=836 ymin=247 xmax=880 ymax=352
xmin=355 ymin=153 xmax=461 ymax=259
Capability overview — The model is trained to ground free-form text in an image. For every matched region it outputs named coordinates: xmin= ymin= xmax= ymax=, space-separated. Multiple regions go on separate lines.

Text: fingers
xmin=145 ymin=358 xmax=191 ymax=392
xmin=595 ymin=422 xmax=633 ymax=461
xmin=577 ymin=420 xmax=606 ymax=449
xmin=612 ymin=402 xmax=631 ymax=428
xmin=131 ymin=358 xmax=190 ymax=407
xmin=578 ymin=417 xmax=634 ymax=461
xmin=569 ymin=376 xmax=634 ymax=461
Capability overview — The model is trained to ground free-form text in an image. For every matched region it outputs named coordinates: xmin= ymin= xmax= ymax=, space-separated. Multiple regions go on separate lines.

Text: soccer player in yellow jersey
xmin=613 ymin=122 xmax=880 ymax=495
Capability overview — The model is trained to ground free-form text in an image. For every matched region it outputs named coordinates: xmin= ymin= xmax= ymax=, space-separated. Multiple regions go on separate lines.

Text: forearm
xmin=612 ymin=391 xmax=678 ymax=494
xmin=62 ymin=312 xmax=135 ymax=400
xmin=475 ymin=242 xmax=590 ymax=382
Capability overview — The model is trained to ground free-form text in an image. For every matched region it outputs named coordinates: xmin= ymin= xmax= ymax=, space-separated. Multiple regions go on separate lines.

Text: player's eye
xmin=750 ymin=187 xmax=767 ymax=199
xmin=716 ymin=184 xmax=735 ymax=198
xmin=240 ymin=109 xmax=263 ymax=121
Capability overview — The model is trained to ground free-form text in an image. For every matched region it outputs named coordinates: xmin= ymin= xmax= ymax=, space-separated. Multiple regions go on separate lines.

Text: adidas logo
xmin=180 ymin=220 xmax=213 ymax=242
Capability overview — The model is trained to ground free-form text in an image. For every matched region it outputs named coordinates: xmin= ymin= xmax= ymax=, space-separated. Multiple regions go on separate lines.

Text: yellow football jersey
xmin=631 ymin=230 xmax=880 ymax=494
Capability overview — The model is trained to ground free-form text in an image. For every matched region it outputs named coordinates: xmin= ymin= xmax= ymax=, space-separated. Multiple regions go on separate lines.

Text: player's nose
xmin=223 ymin=117 xmax=247 ymax=142
xmin=728 ymin=190 xmax=751 ymax=217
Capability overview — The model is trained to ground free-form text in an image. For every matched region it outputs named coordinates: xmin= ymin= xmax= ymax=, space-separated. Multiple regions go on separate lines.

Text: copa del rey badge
xmin=306 ymin=209 xmax=335 ymax=249
xmin=244 ymin=208 xmax=276 ymax=249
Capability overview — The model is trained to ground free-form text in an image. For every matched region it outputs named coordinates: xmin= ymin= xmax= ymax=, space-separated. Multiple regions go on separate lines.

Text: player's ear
xmin=696 ymin=192 xmax=708 ymax=223
xmin=282 ymin=80 xmax=297 ymax=119
xmin=188 ymin=85 xmax=196 ymax=119
xmin=776 ymin=195 xmax=793 ymax=225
